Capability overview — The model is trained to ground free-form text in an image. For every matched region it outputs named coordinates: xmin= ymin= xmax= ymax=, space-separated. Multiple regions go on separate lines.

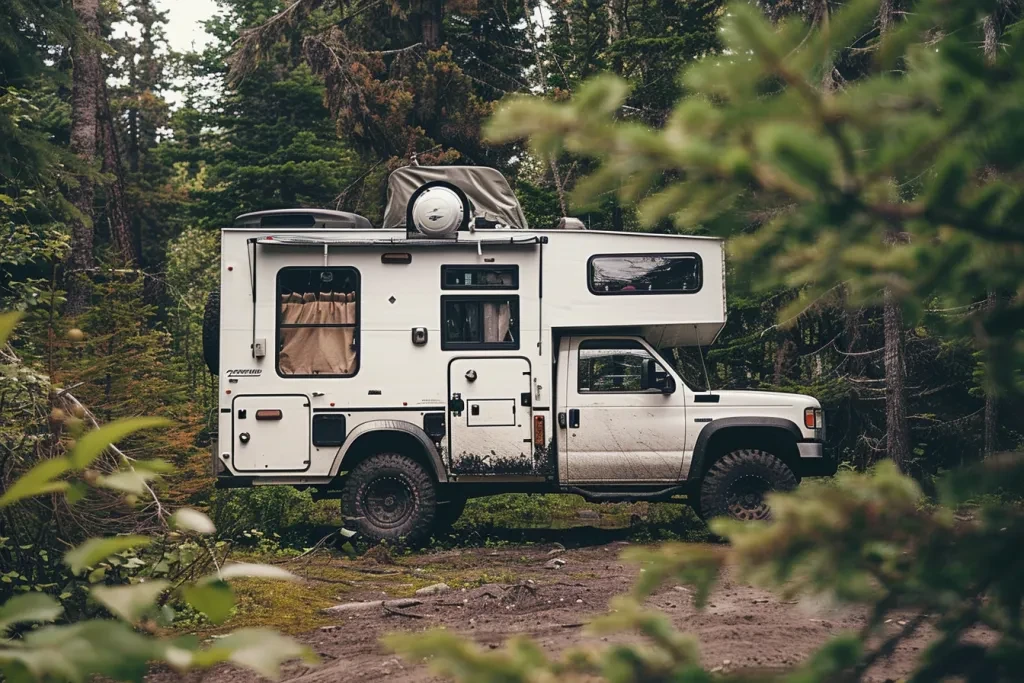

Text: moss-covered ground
xmin=182 ymin=494 xmax=709 ymax=637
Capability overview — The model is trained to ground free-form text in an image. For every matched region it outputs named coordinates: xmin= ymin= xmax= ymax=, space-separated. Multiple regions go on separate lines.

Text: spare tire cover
xmin=411 ymin=185 xmax=465 ymax=237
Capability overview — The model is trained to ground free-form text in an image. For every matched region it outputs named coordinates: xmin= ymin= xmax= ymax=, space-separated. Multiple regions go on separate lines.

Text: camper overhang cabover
xmin=205 ymin=165 xmax=831 ymax=545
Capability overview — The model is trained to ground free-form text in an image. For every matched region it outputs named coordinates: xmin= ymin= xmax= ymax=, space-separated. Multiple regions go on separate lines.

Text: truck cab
xmin=555 ymin=335 xmax=827 ymax=520
xmin=206 ymin=165 xmax=834 ymax=545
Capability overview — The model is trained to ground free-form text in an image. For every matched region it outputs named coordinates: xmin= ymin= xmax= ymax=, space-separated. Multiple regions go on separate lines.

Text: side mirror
xmin=645 ymin=360 xmax=675 ymax=394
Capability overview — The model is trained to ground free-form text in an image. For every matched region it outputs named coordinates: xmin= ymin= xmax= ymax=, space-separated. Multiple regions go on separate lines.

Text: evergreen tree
xmin=167 ymin=0 xmax=362 ymax=226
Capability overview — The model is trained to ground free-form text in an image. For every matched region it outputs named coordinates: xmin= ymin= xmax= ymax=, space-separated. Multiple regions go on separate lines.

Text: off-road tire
xmin=434 ymin=494 xmax=468 ymax=533
xmin=698 ymin=449 xmax=797 ymax=523
xmin=202 ymin=290 xmax=219 ymax=375
xmin=342 ymin=452 xmax=437 ymax=546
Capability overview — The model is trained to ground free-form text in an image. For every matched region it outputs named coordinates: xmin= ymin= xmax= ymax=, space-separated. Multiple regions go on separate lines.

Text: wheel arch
xmin=688 ymin=417 xmax=802 ymax=482
xmin=329 ymin=420 xmax=448 ymax=483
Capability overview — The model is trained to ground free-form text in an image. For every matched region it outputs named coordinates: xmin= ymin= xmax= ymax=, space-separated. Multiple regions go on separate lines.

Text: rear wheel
xmin=698 ymin=449 xmax=797 ymax=523
xmin=342 ymin=452 xmax=437 ymax=546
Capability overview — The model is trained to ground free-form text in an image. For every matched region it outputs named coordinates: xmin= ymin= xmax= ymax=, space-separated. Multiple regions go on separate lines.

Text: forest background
xmin=2 ymin=0 xmax=1022 ymax=581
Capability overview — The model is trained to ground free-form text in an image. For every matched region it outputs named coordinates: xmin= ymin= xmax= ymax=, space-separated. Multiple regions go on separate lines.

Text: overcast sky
xmin=157 ymin=0 xmax=219 ymax=52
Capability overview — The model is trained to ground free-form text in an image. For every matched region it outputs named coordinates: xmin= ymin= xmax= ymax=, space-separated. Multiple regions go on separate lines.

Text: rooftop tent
xmin=382 ymin=166 xmax=529 ymax=230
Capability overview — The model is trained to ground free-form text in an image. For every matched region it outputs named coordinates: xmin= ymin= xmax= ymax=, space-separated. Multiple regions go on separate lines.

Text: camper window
xmin=577 ymin=340 xmax=665 ymax=393
xmin=441 ymin=265 xmax=518 ymax=290
xmin=588 ymin=253 xmax=702 ymax=295
xmin=276 ymin=267 xmax=359 ymax=377
xmin=441 ymin=296 xmax=519 ymax=350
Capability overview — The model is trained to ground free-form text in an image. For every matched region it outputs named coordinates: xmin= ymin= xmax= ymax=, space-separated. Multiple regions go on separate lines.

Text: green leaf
xmin=69 ymin=417 xmax=170 ymax=469
xmin=0 ymin=311 xmax=23 ymax=347
xmin=0 ymin=457 xmax=70 ymax=508
xmin=172 ymin=508 xmax=216 ymax=535
xmin=183 ymin=581 xmax=235 ymax=624
xmin=194 ymin=628 xmax=316 ymax=679
xmin=65 ymin=536 xmax=151 ymax=575
xmin=91 ymin=580 xmax=169 ymax=623
xmin=96 ymin=469 xmax=158 ymax=494
xmin=0 ymin=593 xmax=63 ymax=635
xmin=212 ymin=563 xmax=297 ymax=583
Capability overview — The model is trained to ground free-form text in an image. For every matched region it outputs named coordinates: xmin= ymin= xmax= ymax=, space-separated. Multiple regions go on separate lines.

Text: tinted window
xmin=442 ymin=265 xmax=518 ymax=289
xmin=577 ymin=340 xmax=667 ymax=393
xmin=588 ymin=254 xmax=702 ymax=294
xmin=442 ymin=296 xmax=519 ymax=350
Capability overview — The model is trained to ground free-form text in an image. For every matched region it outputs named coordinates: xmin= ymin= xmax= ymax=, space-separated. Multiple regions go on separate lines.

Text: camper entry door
xmin=448 ymin=357 xmax=533 ymax=474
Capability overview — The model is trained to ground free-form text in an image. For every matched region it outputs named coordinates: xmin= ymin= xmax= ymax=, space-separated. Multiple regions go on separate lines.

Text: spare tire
xmin=202 ymin=290 xmax=219 ymax=375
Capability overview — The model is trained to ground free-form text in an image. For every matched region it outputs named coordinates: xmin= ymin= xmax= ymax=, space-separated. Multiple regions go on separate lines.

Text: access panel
xmin=448 ymin=357 xmax=532 ymax=474
xmin=232 ymin=395 xmax=311 ymax=472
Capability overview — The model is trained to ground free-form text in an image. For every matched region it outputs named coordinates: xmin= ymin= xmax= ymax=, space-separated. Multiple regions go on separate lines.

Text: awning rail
xmin=256 ymin=234 xmax=544 ymax=247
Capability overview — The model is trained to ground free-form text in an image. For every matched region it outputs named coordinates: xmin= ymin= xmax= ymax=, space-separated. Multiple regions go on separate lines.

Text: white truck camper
xmin=205 ymin=166 xmax=833 ymax=544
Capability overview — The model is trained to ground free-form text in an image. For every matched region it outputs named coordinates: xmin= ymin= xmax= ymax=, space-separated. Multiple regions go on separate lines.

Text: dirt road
xmin=163 ymin=539 xmax=933 ymax=683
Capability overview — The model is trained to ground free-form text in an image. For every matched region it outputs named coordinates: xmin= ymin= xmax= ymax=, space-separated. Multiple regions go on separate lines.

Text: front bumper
xmin=793 ymin=441 xmax=836 ymax=477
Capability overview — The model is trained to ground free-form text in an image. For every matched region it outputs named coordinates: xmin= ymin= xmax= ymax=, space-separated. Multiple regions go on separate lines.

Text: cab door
xmin=563 ymin=338 xmax=687 ymax=483
xmin=448 ymin=357 xmax=533 ymax=473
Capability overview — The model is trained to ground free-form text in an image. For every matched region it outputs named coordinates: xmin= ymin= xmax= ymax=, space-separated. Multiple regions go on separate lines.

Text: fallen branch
xmin=324 ymin=598 xmax=422 ymax=615
xmin=56 ymin=389 xmax=168 ymax=525
xmin=382 ymin=602 xmax=427 ymax=619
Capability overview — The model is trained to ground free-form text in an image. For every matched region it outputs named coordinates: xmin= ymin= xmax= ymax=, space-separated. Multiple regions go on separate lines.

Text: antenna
xmin=694 ymin=324 xmax=711 ymax=393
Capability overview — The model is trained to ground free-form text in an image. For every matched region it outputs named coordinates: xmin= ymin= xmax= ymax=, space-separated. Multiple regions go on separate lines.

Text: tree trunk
xmin=65 ymin=0 xmax=103 ymax=316
xmin=607 ymin=0 xmax=624 ymax=43
xmin=99 ymin=82 xmax=136 ymax=265
xmin=878 ymin=0 xmax=896 ymax=34
xmin=883 ymin=279 xmax=910 ymax=473
xmin=981 ymin=10 xmax=1005 ymax=457
xmin=522 ymin=0 xmax=567 ymax=216
xmin=878 ymin=3 xmax=910 ymax=474
xmin=421 ymin=0 xmax=443 ymax=48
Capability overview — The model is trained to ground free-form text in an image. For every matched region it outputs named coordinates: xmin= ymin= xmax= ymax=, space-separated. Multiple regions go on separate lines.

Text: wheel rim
xmin=363 ymin=476 xmax=415 ymax=529
xmin=725 ymin=475 xmax=772 ymax=521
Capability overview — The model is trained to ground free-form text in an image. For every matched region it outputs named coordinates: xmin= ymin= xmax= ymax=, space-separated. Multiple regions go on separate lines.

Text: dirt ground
xmin=157 ymin=537 xmax=938 ymax=683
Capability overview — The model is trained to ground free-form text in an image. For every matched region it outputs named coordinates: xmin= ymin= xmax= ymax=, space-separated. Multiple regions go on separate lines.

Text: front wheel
xmin=697 ymin=449 xmax=797 ymax=523
xmin=342 ymin=452 xmax=437 ymax=546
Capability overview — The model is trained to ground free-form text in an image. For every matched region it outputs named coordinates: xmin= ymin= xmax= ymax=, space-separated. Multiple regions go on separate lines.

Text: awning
xmin=255 ymin=234 xmax=544 ymax=248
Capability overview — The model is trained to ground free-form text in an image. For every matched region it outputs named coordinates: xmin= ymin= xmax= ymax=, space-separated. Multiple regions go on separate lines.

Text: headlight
xmin=803 ymin=407 xmax=823 ymax=430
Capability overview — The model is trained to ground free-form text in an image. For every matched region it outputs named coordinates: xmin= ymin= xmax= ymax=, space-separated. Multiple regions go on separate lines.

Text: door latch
xmin=464 ymin=369 xmax=477 ymax=382
xmin=239 ymin=432 xmax=251 ymax=444
xmin=568 ymin=409 xmax=580 ymax=429
xmin=557 ymin=412 xmax=567 ymax=429
xmin=449 ymin=392 xmax=465 ymax=416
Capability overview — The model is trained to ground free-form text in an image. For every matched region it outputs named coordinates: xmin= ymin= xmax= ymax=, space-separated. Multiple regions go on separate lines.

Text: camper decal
xmin=226 ymin=369 xmax=263 ymax=378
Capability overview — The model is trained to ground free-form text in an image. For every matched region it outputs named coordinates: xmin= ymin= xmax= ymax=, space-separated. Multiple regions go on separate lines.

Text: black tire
xmin=434 ymin=494 xmax=468 ymax=532
xmin=342 ymin=452 xmax=437 ymax=546
xmin=698 ymin=449 xmax=798 ymax=523
xmin=202 ymin=290 xmax=219 ymax=375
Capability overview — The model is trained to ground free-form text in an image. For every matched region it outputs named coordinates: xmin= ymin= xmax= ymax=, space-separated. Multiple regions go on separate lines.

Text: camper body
xmin=208 ymin=167 xmax=832 ymax=543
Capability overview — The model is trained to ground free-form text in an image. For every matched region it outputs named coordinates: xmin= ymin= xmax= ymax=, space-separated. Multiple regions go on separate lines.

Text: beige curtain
xmin=481 ymin=271 xmax=514 ymax=343
xmin=279 ymin=292 xmax=357 ymax=375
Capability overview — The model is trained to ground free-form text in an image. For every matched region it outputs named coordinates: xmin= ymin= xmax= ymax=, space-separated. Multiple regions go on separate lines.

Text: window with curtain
xmin=276 ymin=267 xmax=359 ymax=377
xmin=442 ymin=296 xmax=519 ymax=350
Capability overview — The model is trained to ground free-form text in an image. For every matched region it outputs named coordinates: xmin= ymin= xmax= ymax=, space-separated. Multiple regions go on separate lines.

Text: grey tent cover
xmin=382 ymin=166 xmax=529 ymax=230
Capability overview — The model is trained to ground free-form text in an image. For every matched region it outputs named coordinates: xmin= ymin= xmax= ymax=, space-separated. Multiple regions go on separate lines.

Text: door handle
xmin=568 ymin=409 xmax=580 ymax=429
xmin=557 ymin=412 xmax=567 ymax=429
